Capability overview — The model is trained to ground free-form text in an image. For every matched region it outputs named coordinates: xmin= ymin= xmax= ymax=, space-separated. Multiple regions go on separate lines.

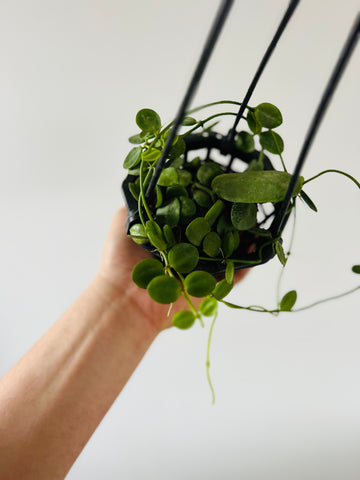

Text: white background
xmin=1 ymin=1 xmax=360 ymax=478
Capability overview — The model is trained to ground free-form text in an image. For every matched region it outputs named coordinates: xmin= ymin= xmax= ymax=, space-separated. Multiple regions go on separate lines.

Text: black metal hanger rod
xmin=228 ymin=0 xmax=300 ymax=143
xmin=271 ymin=12 xmax=360 ymax=236
xmin=146 ymin=0 xmax=234 ymax=197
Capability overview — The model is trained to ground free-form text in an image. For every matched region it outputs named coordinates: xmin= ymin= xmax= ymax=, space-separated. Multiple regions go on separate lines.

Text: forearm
xmin=0 ymin=276 xmax=158 ymax=479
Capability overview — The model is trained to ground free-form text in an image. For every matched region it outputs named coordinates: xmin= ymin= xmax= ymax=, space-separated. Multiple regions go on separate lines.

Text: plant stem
xmin=303 ymin=169 xmax=360 ymax=188
xmin=292 ymin=286 xmax=360 ymax=312
xmin=206 ymin=310 xmax=218 ymax=405
xmin=177 ymin=272 xmax=204 ymax=327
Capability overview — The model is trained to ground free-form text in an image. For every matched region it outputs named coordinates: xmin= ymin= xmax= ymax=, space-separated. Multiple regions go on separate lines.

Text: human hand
xmin=96 ymin=207 xmax=248 ymax=333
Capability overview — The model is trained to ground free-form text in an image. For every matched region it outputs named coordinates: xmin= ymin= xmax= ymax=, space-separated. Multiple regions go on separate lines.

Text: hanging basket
xmin=122 ymin=127 xmax=294 ymax=277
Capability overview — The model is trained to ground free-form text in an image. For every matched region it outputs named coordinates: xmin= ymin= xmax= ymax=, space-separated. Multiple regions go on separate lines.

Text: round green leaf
xmin=259 ymin=130 xmax=284 ymax=154
xmin=179 ymin=197 xmax=197 ymax=224
xmin=236 ymin=131 xmax=255 ymax=152
xmin=246 ymin=110 xmax=261 ymax=134
xmin=147 ymin=275 xmax=181 ymax=304
xmin=280 ymin=290 xmax=297 ymax=311
xmin=128 ymin=134 xmax=145 ymax=145
xmin=136 ymin=108 xmax=161 ymax=133
xmin=142 ymin=148 xmax=162 ymax=162
xmin=185 ymin=217 xmax=211 ymax=246
xmin=128 ymin=181 xmax=140 ymax=201
xmin=184 ymin=271 xmax=216 ymax=298
xmin=166 ymin=185 xmax=188 ymax=199
xmin=156 ymin=198 xmax=180 ymax=228
xmin=172 ymin=310 xmax=196 ymax=329
xmin=145 ymin=220 xmax=167 ymax=251
xmin=157 ymin=167 xmax=179 ymax=187
xmin=202 ymin=231 xmax=221 ymax=257
xmin=231 ymin=202 xmax=257 ymax=230
xmin=168 ymin=243 xmax=199 ymax=273
xmin=132 ymin=259 xmax=164 ymax=289
xmin=178 ymin=169 xmax=192 ymax=187
xmin=182 ymin=116 xmax=197 ymax=126
xmin=199 ymin=297 xmax=218 ymax=316
xmin=129 ymin=224 xmax=148 ymax=245
xmin=254 ymin=103 xmax=283 ymax=129
xmin=192 ymin=189 xmax=212 ymax=208
xmin=213 ymin=279 xmax=233 ymax=300
xmin=197 ymin=162 xmax=223 ymax=186
xmin=204 ymin=199 xmax=224 ymax=227
xmin=212 ymin=171 xmax=304 ymax=204
xmin=123 ymin=146 xmax=142 ymax=169
xmin=352 ymin=265 xmax=360 ymax=274
xmin=169 ymin=137 xmax=186 ymax=160
xmin=163 ymin=224 xmax=176 ymax=248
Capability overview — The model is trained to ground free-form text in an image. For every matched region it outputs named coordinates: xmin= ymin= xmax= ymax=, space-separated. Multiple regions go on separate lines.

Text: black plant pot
xmin=122 ymin=132 xmax=288 ymax=277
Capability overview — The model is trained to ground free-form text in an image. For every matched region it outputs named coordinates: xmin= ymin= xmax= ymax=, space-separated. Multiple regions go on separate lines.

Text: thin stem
xmin=206 ymin=310 xmax=218 ymax=405
xmin=182 ymin=112 xmax=238 ymax=137
xmin=303 ymin=169 xmax=360 ymax=188
xmin=292 ymin=286 xmax=360 ymax=312
xmin=276 ymin=200 xmax=297 ymax=306
xmin=177 ymin=272 xmax=204 ymax=327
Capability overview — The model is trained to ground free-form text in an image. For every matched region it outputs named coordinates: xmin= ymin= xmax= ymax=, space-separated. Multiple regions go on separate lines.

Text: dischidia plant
xmin=122 ymin=101 xmax=360 ymax=402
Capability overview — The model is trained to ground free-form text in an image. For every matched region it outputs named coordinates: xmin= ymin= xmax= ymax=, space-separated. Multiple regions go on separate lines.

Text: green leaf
xmin=246 ymin=110 xmax=261 ymax=134
xmin=204 ymin=199 xmax=224 ymax=227
xmin=275 ymin=240 xmax=287 ymax=267
xmin=231 ymin=202 xmax=257 ymax=230
xmin=166 ymin=185 xmax=188 ymax=199
xmin=197 ymin=162 xmax=223 ymax=186
xmin=177 ymin=169 xmax=192 ymax=187
xmin=213 ymin=279 xmax=233 ymax=300
xmin=169 ymin=156 xmax=184 ymax=169
xmin=156 ymin=198 xmax=180 ymax=228
xmin=300 ymin=190 xmax=318 ymax=212
xmin=147 ymin=275 xmax=181 ymax=304
xmin=136 ymin=108 xmax=161 ymax=133
xmin=163 ymin=224 xmax=176 ymax=248
xmin=182 ymin=116 xmax=197 ymax=126
xmin=216 ymin=214 xmax=233 ymax=235
xmin=225 ymin=261 xmax=234 ymax=284
xmin=352 ymin=265 xmax=360 ymax=274
xmin=184 ymin=271 xmax=216 ymax=298
xmin=254 ymin=103 xmax=283 ymax=129
xmin=169 ymin=137 xmax=186 ymax=160
xmin=192 ymin=189 xmax=212 ymax=208
xmin=222 ymin=231 xmax=236 ymax=257
xmin=145 ymin=220 xmax=167 ymax=251
xmin=199 ymin=297 xmax=218 ymax=316
xmin=203 ymin=232 xmax=221 ymax=257
xmin=280 ymin=290 xmax=297 ymax=311
xmin=142 ymin=148 xmax=162 ymax=163
xmin=123 ymin=146 xmax=142 ymax=169
xmin=129 ymin=224 xmax=148 ymax=245
xmin=168 ymin=243 xmax=199 ymax=273
xmin=259 ymin=130 xmax=284 ymax=154
xmin=132 ymin=259 xmax=164 ymax=289
xmin=235 ymin=131 xmax=255 ymax=152
xmin=179 ymin=197 xmax=197 ymax=224
xmin=157 ymin=167 xmax=179 ymax=187
xmin=185 ymin=217 xmax=211 ymax=246
xmin=128 ymin=133 xmax=145 ymax=145
xmin=128 ymin=181 xmax=140 ymax=201
xmin=172 ymin=310 xmax=196 ymax=329
xmin=212 ymin=171 xmax=304 ymax=204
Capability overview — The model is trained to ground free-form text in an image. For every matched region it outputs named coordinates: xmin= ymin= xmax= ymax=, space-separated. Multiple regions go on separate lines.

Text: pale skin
xmin=0 ymin=207 xmax=248 ymax=479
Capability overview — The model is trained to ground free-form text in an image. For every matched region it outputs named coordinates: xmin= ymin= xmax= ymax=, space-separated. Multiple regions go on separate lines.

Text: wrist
xmin=89 ymin=273 xmax=162 ymax=339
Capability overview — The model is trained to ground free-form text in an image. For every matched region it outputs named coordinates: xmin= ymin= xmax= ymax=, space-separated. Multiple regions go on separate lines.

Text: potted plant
xmin=122 ymin=102 xmax=359 ymax=401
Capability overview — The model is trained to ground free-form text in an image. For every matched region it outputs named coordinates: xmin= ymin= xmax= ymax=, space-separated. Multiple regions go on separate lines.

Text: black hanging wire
xmin=227 ymin=0 xmax=300 ymax=150
xmin=270 ymin=12 xmax=360 ymax=236
xmin=146 ymin=0 xmax=234 ymax=198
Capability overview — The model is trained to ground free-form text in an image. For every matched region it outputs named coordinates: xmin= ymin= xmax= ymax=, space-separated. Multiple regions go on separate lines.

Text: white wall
xmin=0 ymin=1 xmax=359 ymax=479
